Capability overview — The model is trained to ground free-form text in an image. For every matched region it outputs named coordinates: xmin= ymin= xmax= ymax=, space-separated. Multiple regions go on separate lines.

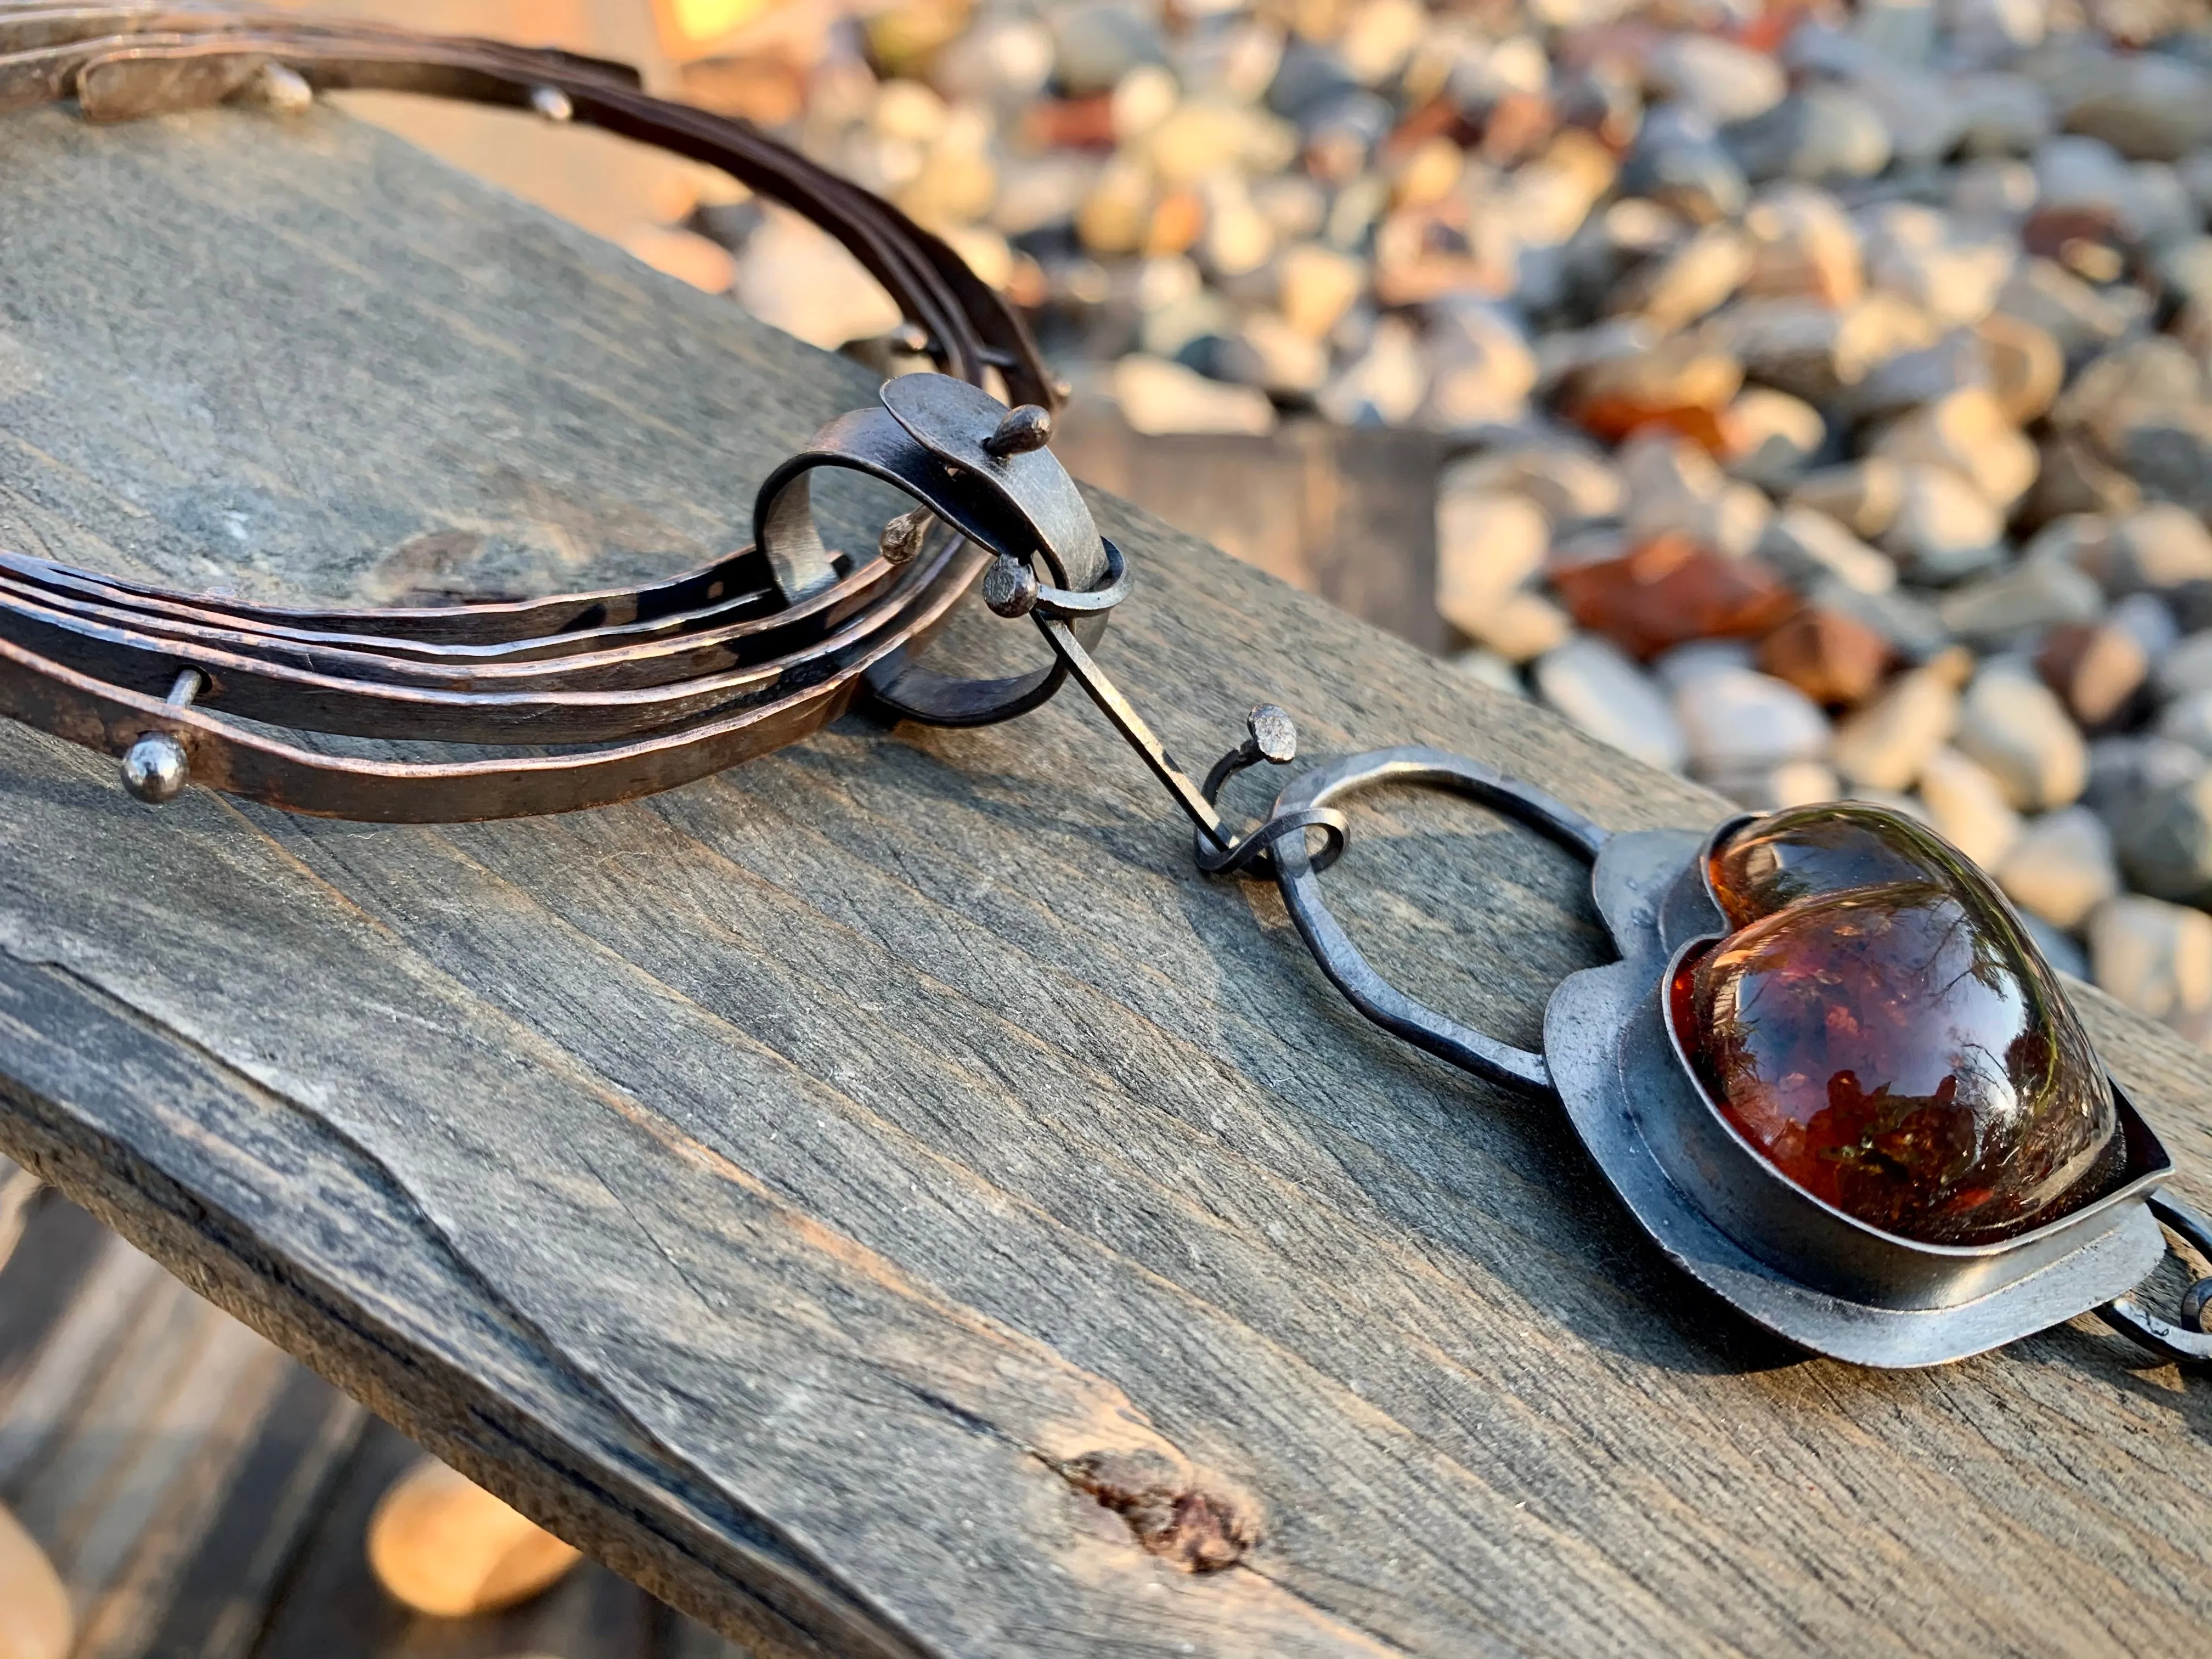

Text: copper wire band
xmin=0 ymin=4 xmax=1086 ymax=820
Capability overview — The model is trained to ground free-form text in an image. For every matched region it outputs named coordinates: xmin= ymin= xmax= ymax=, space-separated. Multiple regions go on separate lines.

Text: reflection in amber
xmin=1677 ymin=804 xmax=2123 ymax=1245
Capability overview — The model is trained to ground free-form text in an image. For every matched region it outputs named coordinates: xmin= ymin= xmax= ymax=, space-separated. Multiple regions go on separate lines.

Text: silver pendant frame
xmin=1267 ymin=747 xmax=2179 ymax=1368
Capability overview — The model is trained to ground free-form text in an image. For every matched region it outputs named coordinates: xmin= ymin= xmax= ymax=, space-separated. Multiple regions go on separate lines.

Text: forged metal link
xmin=2098 ymin=1193 xmax=2212 ymax=1363
xmin=0 ymin=5 xmax=1063 ymax=820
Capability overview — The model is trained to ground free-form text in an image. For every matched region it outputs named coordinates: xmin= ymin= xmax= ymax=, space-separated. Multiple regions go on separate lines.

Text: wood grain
xmin=2 ymin=100 xmax=2212 ymax=1659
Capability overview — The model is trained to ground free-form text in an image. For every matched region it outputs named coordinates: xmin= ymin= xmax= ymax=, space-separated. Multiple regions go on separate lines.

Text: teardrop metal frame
xmin=1258 ymin=768 xmax=2185 ymax=1368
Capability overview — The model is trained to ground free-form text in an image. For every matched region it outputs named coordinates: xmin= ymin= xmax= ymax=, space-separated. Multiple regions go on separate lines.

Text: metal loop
xmin=867 ymin=538 xmax=1129 ymax=727
xmin=1187 ymin=705 xmax=1342 ymax=879
xmin=1031 ymin=538 xmax=1131 ymax=620
xmin=748 ymin=377 xmax=1116 ymax=730
xmin=1197 ymin=807 xmax=1349 ymax=877
xmin=2098 ymin=1191 xmax=2212 ymax=1362
xmin=1265 ymin=747 xmax=1612 ymax=1096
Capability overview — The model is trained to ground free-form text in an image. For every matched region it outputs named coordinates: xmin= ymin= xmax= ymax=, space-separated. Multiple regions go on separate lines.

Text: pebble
xmin=2154 ymin=689 xmax=2212 ymax=758
xmin=2025 ymin=433 xmax=2141 ymax=526
xmin=1974 ymin=313 xmax=2064 ymax=425
xmin=1612 ymin=224 xmax=1752 ymax=330
xmin=1787 ymin=459 xmax=1905 ymax=543
xmin=1278 ymin=242 xmax=1367 ymax=339
xmin=2085 ymin=734 xmax=2208 ymax=820
xmin=368 ymin=1459 xmax=580 ymax=1617
xmin=1110 ymin=354 xmax=1277 ymax=435
xmin=1740 ymin=183 xmax=1863 ymax=305
xmin=1711 ymin=298 xmax=1861 ymax=404
xmin=1550 ymin=534 xmax=1796 ymax=659
xmin=1618 ymin=434 xmax=1770 ymax=558
xmin=2155 ymin=630 xmax=2212 ymax=702
xmin=1449 ymin=646 xmax=1525 ymax=698
xmin=1936 ymin=559 xmax=2103 ymax=646
xmin=2061 ymin=50 xmax=2212 ymax=163
xmin=1921 ymin=745 xmax=2023 ymax=870
xmin=1949 ymin=0 xmax=2048 ymax=65
xmin=1319 ymin=315 xmax=1427 ymax=426
xmin=2108 ymin=769 xmax=2212 ymax=905
xmin=1846 ymin=331 xmax=1989 ymax=426
xmin=1861 ymin=205 xmax=2016 ymax=332
xmin=1533 ymin=636 xmax=1689 ymax=772
xmin=2037 ymin=621 xmax=2149 ymax=731
xmin=1996 ymin=805 xmax=2120 ymax=930
xmin=2111 ymin=590 xmax=2182 ymax=658
xmin=1831 ymin=657 xmax=1963 ymax=792
xmin=1422 ymin=303 xmax=1539 ymax=431
xmin=1443 ymin=443 xmax=1622 ymax=527
xmin=1812 ymin=580 xmax=1954 ymax=662
xmin=1870 ymin=388 xmax=2039 ymax=511
xmin=1757 ymin=607 xmax=1893 ymax=707
xmin=1955 ymin=72 xmax=2054 ymax=158
xmin=2028 ymin=913 xmax=2090 ymax=980
xmin=1880 ymin=464 xmax=2006 ymax=584
xmin=1674 ymin=668 xmax=1832 ymax=778
xmin=1463 ymin=589 xmax=1575 ymax=663
xmin=1722 ymin=388 xmax=1826 ymax=489
xmin=1726 ymin=86 xmax=1894 ymax=184
xmin=1949 ymin=156 xmax=2039 ymax=224
xmin=2088 ymin=895 xmax=2212 ymax=1038
xmin=731 ymin=208 xmax=904 ymax=349
xmin=1712 ymin=758 xmax=1844 ymax=811
xmin=2115 ymin=405 xmax=2212 ymax=525
xmin=1652 ymin=639 xmax=1758 ymax=695
xmin=1435 ymin=492 xmax=1549 ymax=636
xmin=1565 ymin=337 xmax=1745 ymax=445
xmin=1053 ymin=5 xmax=1164 ymax=98
xmin=1213 ymin=311 xmax=1329 ymax=395
xmin=2105 ymin=504 xmax=2212 ymax=596
xmin=1646 ymin=36 xmax=1787 ymax=128
xmin=1622 ymin=105 xmax=1748 ymax=223
xmin=1954 ymin=665 xmax=2090 ymax=811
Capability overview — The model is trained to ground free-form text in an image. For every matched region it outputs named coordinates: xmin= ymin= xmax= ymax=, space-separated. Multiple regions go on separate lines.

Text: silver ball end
xmin=982 ymin=404 xmax=1053 ymax=458
xmin=121 ymin=732 xmax=189 ymax=805
xmin=981 ymin=554 xmax=1039 ymax=618
xmin=529 ymin=86 xmax=574 ymax=123
xmin=1246 ymin=705 xmax=1298 ymax=765
xmin=251 ymin=63 xmax=314 ymax=116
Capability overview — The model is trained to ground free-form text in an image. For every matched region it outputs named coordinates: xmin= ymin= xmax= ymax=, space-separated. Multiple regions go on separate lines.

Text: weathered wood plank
xmin=2 ymin=99 xmax=2211 ymax=1659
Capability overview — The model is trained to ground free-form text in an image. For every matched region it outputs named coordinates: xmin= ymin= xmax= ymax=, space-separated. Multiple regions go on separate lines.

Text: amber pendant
xmin=1678 ymin=804 xmax=2127 ymax=1248
xmin=1262 ymin=750 xmax=2181 ymax=1369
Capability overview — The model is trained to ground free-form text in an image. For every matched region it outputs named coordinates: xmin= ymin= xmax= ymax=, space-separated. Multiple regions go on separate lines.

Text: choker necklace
xmin=4 ymin=4 xmax=2209 ymax=1374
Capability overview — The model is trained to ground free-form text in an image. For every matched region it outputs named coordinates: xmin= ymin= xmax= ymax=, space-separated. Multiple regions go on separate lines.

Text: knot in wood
xmin=1060 ymin=1449 xmax=1257 ymax=1574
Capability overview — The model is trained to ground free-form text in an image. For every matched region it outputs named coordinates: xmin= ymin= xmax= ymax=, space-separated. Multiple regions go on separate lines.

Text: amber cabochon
xmin=1671 ymin=804 xmax=2125 ymax=1246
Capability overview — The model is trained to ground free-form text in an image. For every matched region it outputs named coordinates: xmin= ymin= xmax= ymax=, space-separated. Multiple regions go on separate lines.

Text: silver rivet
xmin=981 ymin=554 xmax=1039 ymax=618
xmin=251 ymin=63 xmax=314 ymax=116
xmin=530 ymin=86 xmax=574 ymax=122
xmin=981 ymin=404 xmax=1052 ymax=458
xmin=1246 ymin=705 xmax=1298 ymax=766
xmin=121 ymin=733 xmax=189 ymax=804
xmin=879 ymin=505 xmax=931 ymax=566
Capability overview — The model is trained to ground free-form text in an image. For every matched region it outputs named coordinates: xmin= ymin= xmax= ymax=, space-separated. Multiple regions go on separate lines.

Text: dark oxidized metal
xmin=0 ymin=5 xmax=1065 ymax=820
